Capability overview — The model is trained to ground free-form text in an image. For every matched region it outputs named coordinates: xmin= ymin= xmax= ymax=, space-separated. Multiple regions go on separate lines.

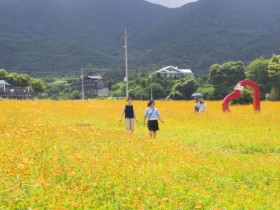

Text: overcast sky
xmin=146 ymin=0 xmax=198 ymax=8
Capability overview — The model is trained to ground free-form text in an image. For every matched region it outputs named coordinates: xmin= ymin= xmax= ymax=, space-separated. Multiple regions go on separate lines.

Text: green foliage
xmin=269 ymin=88 xmax=280 ymax=101
xmin=197 ymin=85 xmax=215 ymax=100
xmin=0 ymin=69 xmax=8 ymax=80
xmin=45 ymin=78 xmax=72 ymax=99
xmin=166 ymin=90 xmax=184 ymax=100
xmin=268 ymin=55 xmax=280 ymax=77
xmin=246 ymin=57 xmax=270 ymax=97
xmin=96 ymin=94 xmax=109 ymax=100
xmin=207 ymin=55 xmax=280 ymax=102
xmin=70 ymin=90 xmax=81 ymax=100
xmin=210 ymin=61 xmax=245 ymax=99
xmin=6 ymin=73 xmax=31 ymax=87
xmin=167 ymin=78 xmax=199 ymax=100
xmin=0 ymin=68 xmax=46 ymax=93
xmin=31 ymin=78 xmax=46 ymax=93
xmin=152 ymin=76 xmax=176 ymax=98
xmin=110 ymin=83 xmax=125 ymax=98
xmin=232 ymin=88 xmax=253 ymax=105
xmin=109 ymin=75 xmax=176 ymax=100
xmin=151 ymin=83 xmax=166 ymax=99
xmin=1 ymin=0 xmax=280 ymax=72
xmin=267 ymin=55 xmax=280 ymax=90
xmin=129 ymin=85 xmax=148 ymax=100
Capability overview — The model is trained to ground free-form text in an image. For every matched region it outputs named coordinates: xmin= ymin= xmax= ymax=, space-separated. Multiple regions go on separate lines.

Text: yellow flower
xmin=18 ymin=164 xmax=25 ymax=169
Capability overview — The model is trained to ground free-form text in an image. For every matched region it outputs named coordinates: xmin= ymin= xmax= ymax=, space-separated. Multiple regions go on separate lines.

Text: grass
xmin=0 ymin=100 xmax=279 ymax=209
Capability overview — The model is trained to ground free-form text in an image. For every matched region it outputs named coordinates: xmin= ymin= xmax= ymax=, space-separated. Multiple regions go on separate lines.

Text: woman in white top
xmin=197 ymin=100 xmax=206 ymax=113
xmin=144 ymin=101 xmax=164 ymax=138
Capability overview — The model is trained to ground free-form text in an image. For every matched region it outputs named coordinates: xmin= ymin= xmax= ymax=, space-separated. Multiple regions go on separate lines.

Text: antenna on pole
xmin=81 ymin=68 xmax=85 ymax=100
xmin=121 ymin=28 xmax=130 ymax=98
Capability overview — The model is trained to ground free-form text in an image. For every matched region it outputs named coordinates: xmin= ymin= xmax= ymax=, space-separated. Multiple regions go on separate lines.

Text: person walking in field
xmin=144 ymin=100 xmax=164 ymax=138
xmin=197 ymin=99 xmax=206 ymax=113
xmin=194 ymin=99 xmax=206 ymax=113
xmin=194 ymin=99 xmax=200 ymax=112
xmin=120 ymin=97 xmax=137 ymax=134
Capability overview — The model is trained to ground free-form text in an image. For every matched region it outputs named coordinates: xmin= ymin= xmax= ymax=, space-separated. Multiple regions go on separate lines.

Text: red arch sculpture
xmin=222 ymin=80 xmax=261 ymax=112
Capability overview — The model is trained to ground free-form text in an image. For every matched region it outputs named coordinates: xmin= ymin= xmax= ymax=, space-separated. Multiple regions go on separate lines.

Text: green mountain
xmin=0 ymin=0 xmax=280 ymax=76
xmin=0 ymin=0 xmax=170 ymax=73
xmin=136 ymin=0 xmax=280 ymax=75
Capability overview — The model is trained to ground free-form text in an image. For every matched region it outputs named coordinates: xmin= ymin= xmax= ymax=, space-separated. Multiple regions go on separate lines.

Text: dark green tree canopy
xmin=0 ymin=69 xmax=46 ymax=93
xmin=210 ymin=61 xmax=245 ymax=99
xmin=0 ymin=69 xmax=8 ymax=80
xmin=246 ymin=57 xmax=270 ymax=95
xmin=268 ymin=55 xmax=280 ymax=88
xmin=167 ymin=78 xmax=199 ymax=100
xmin=31 ymin=78 xmax=46 ymax=93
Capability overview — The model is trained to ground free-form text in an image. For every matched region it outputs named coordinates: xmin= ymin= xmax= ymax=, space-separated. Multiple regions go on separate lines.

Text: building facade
xmin=0 ymin=80 xmax=35 ymax=99
xmin=73 ymin=76 xmax=109 ymax=97
xmin=156 ymin=66 xmax=194 ymax=78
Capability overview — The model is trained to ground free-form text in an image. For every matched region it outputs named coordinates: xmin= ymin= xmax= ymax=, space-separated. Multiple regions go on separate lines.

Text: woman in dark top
xmin=120 ymin=97 xmax=137 ymax=134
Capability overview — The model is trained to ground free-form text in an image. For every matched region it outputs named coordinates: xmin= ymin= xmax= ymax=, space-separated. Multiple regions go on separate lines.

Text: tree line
xmin=0 ymin=69 xmax=46 ymax=93
xmin=110 ymin=54 xmax=280 ymax=101
xmin=1 ymin=54 xmax=280 ymax=101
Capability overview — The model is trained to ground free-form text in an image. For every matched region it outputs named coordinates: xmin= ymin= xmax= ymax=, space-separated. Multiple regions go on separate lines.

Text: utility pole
xmin=81 ymin=68 xmax=85 ymax=100
xmin=150 ymin=66 xmax=156 ymax=101
xmin=122 ymin=28 xmax=129 ymax=98
xmin=151 ymin=75 xmax=153 ymax=101
xmin=149 ymin=74 xmax=153 ymax=101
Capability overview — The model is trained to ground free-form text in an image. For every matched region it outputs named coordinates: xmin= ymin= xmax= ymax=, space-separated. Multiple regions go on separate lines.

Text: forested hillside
xmin=136 ymin=0 xmax=280 ymax=74
xmin=0 ymin=0 xmax=280 ymax=75
xmin=0 ymin=0 xmax=170 ymax=72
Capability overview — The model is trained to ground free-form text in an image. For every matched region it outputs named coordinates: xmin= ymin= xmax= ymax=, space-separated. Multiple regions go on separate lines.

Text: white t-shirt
xmin=198 ymin=103 xmax=206 ymax=113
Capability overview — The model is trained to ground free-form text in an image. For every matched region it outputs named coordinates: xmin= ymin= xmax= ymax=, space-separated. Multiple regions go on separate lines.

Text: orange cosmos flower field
xmin=0 ymin=100 xmax=279 ymax=209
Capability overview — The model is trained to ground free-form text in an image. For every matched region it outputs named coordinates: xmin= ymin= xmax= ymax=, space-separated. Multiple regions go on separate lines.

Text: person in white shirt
xmin=144 ymin=101 xmax=164 ymax=138
xmin=197 ymin=100 xmax=206 ymax=113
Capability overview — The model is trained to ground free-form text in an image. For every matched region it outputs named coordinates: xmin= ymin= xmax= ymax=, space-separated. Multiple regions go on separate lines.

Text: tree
xmin=152 ymin=76 xmax=176 ymax=98
xmin=231 ymin=87 xmax=253 ymax=105
xmin=269 ymin=88 xmax=280 ymax=101
xmin=210 ymin=61 xmax=245 ymax=99
xmin=267 ymin=55 xmax=280 ymax=89
xmin=31 ymin=78 xmax=46 ymax=93
xmin=197 ymin=85 xmax=215 ymax=100
xmin=151 ymin=83 xmax=166 ymax=99
xmin=246 ymin=57 xmax=270 ymax=97
xmin=167 ymin=78 xmax=199 ymax=100
xmin=110 ymin=83 xmax=125 ymax=97
xmin=70 ymin=90 xmax=81 ymax=100
xmin=129 ymin=85 xmax=148 ymax=100
xmin=6 ymin=73 xmax=31 ymax=87
xmin=0 ymin=69 xmax=8 ymax=80
xmin=166 ymin=90 xmax=184 ymax=100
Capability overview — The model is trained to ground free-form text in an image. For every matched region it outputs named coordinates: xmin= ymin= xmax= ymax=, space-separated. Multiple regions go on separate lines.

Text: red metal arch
xmin=222 ymin=80 xmax=261 ymax=112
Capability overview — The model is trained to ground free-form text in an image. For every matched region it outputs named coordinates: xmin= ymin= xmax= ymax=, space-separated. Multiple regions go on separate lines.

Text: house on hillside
xmin=73 ymin=76 xmax=109 ymax=98
xmin=156 ymin=66 xmax=194 ymax=78
xmin=0 ymin=80 xmax=12 ymax=91
xmin=0 ymin=80 xmax=35 ymax=99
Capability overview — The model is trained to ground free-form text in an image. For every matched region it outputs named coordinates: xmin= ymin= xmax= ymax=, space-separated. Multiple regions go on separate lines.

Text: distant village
xmin=69 ymin=65 xmax=194 ymax=98
xmin=0 ymin=65 xmax=195 ymax=99
xmin=0 ymin=80 xmax=35 ymax=99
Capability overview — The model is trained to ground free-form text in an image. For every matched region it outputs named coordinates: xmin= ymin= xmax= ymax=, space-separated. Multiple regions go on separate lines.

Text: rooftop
xmin=156 ymin=66 xmax=193 ymax=74
xmin=86 ymin=76 xmax=103 ymax=80
xmin=0 ymin=80 xmax=12 ymax=86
